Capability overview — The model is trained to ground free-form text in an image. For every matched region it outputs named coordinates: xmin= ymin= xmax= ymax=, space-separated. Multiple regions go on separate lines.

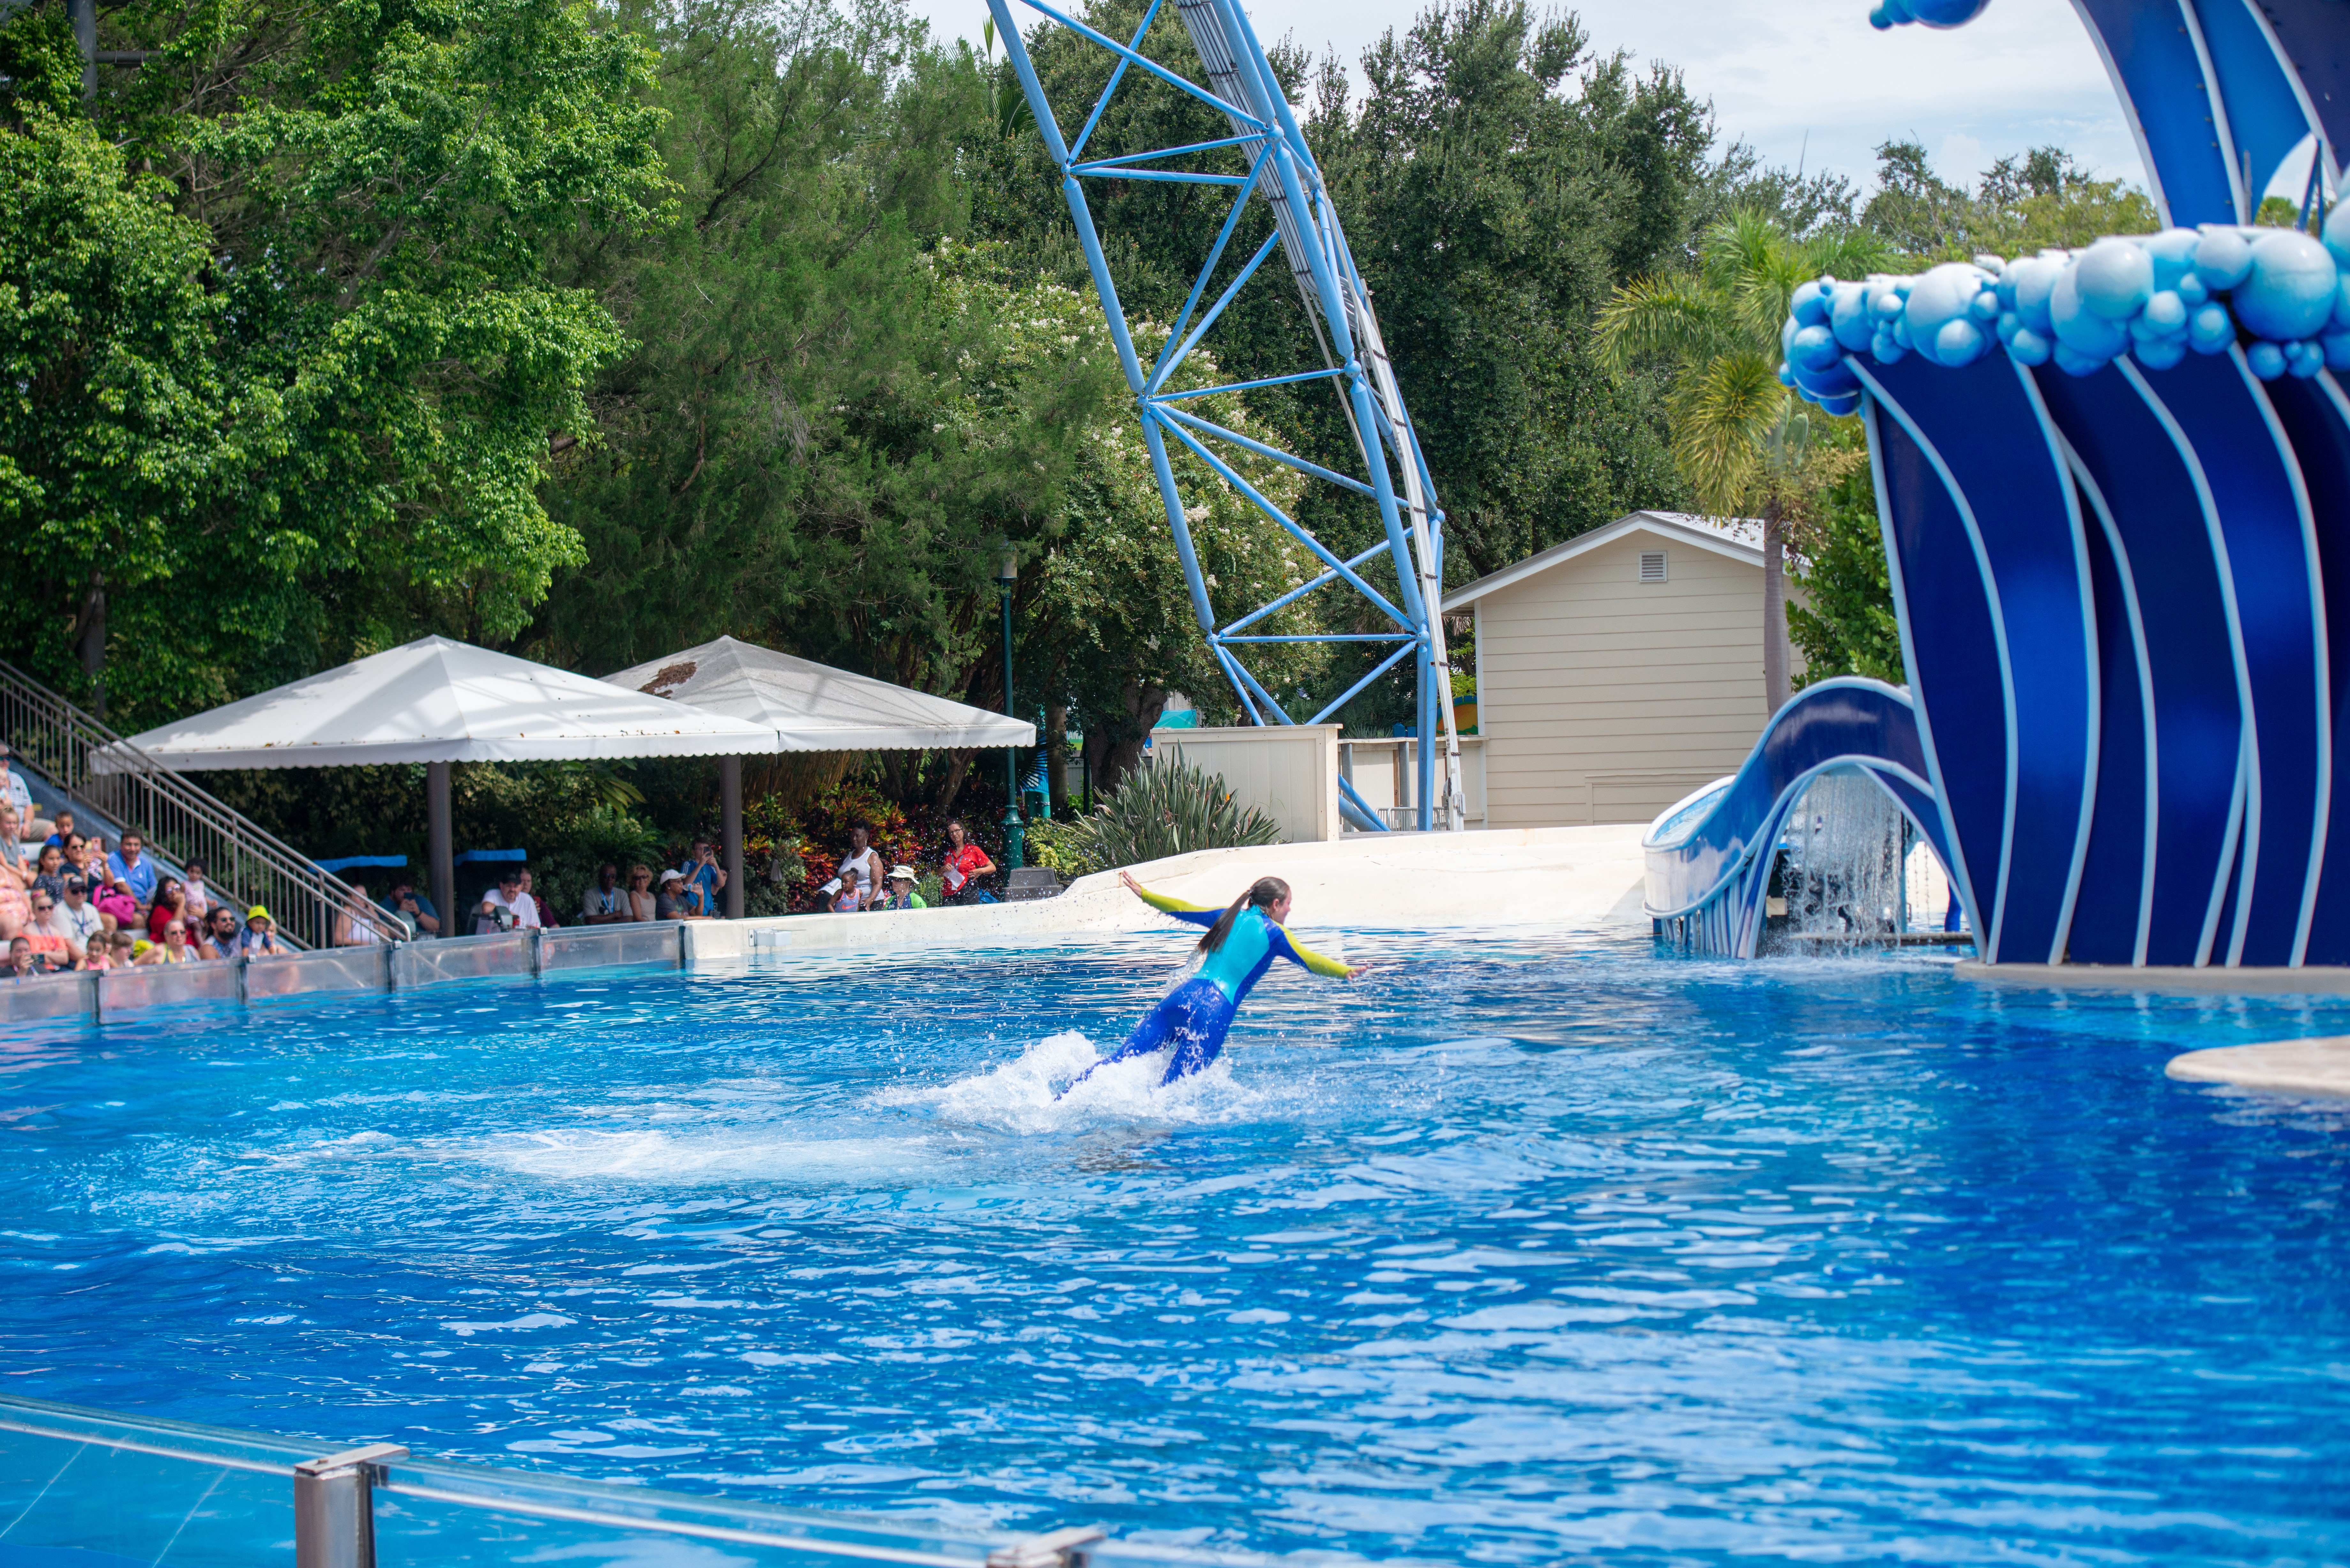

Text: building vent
xmin=1638 ymin=550 xmax=1667 ymax=583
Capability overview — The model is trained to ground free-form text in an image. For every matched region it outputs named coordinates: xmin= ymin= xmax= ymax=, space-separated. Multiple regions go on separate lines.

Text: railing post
xmin=293 ymin=1444 xmax=406 ymax=1568
xmin=986 ymin=1525 xmax=1106 ymax=1568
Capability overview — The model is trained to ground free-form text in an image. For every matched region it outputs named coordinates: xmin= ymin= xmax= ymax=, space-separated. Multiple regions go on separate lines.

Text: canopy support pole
xmin=721 ymin=756 xmax=743 ymax=919
xmin=427 ymin=762 xmax=453 ymax=939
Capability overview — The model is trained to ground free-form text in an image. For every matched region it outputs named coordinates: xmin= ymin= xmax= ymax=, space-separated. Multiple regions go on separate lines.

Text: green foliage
xmin=1055 ymin=758 xmax=1283 ymax=873
xmin=1788 ymin=458 xmax=1906 ymax=687
xmin=0 ymin=0 xmax=666 ymax=721
xmin=1862 ymin=141 xmax=2156 ymax=261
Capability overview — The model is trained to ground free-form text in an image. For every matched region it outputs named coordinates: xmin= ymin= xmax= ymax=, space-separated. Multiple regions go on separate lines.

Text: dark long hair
xmin=1199 ymin=877 xmax=1289 ymax=954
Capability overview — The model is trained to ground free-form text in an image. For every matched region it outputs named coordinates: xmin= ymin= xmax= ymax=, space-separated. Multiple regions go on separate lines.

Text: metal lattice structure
xmin=985 ymin=0 xmax=1465 ymax=830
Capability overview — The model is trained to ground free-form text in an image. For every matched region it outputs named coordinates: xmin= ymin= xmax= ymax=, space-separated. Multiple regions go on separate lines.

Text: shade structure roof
xmin=603 ymin=636 xmax=1035 ymax=752
xmin=96 ymin=635 xmax=776 ymax=771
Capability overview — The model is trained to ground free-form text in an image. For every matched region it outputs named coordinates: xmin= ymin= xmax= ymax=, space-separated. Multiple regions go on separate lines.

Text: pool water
xmin=2 ymin=931 xmax=2347 ymax=1565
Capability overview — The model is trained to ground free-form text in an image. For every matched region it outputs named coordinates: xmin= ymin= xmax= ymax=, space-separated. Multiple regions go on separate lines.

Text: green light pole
xmin=997 ymin=545 xmax=1024 ymax=872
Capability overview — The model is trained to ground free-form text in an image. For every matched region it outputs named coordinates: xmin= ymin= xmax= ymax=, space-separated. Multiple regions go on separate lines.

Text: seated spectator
xmin=378 ymin=873 xmax=440 ymax=938
xmin=107 ymin=831 xmax=159 ymax=906
xmin=878 ymin=866 xmax=927 ymax=911
xmin=234 ymin=906 xmax=284 ymax=958
xmin=829 ymin=867 xmax=872 ymax=912
xmin=82 ymin=835 xmax=136 ymax=930
xmin=336 ymin=883 xmax=388 ymax=946
xmin=474 ymin=867 xmax=541 ymax=934
xmin=0 ymin=745 xmax=50 ymax=839
xmin=518 ymin=868 xmax=558 ymax=929
xmin=197 ymin=905 xmax=241 ymax=960
xmin=42 ymin=808 xmax=76 ymax=849
xmin=622 ymin=864 xmax=658 ymax=922
xmin=7 ymin=935 xmax=43 ymax=978
xmin=82 ymin=929 xmax=121 ymax=971
xmin=147 ymin=877 xmax=189 ymax=943
xmin=939 ymin=818 xmax=998 ymax=905
xmin=30 ymin=844 xmax=67 ymax=905
xmin=137 ymin=920 xmax=195 ymax=964
xmin=0 ymin=807 xmax=32 ymax=877
xmin=21 ymin=892 xmax=78 ymax=969
xmin=56 ymin=877 xmax=102 ymax=956
xmin=580 ymin=863 xmax=628 ymax=924
xmin=0 ymin=814 xmax=27 ymax=942
xmin=655 ymin=869 xmax=692 ymax=921
xmin=679 ymin=839 xmax=725 ymax=916
xmin=181 ymin=858 xmax=213 ymax=922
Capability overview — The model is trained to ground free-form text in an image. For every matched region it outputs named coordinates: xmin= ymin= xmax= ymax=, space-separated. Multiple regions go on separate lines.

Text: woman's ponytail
xmin=1197 ymin=877 xmax=1290 ymax=954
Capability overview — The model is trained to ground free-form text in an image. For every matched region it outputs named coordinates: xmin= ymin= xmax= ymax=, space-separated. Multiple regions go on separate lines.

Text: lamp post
xmin=997 ymin=545 xmax=1024 ymax=872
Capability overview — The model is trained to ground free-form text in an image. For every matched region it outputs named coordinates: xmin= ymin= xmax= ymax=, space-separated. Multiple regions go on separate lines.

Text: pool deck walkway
xmin=2165 ymin=1038 xmax=2350 ymax=1098
xmin=685 ymin=824 xmax=1653 ymax=962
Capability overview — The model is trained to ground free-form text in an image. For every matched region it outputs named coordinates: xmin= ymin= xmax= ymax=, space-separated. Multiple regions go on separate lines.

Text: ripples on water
xmin=2 ymin=930 xmax=2346 ymax=1564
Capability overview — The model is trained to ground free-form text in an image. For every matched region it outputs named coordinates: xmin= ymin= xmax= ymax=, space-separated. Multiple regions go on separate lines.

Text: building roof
xmin=1440 ymin=511 xmax=1770 ymax=612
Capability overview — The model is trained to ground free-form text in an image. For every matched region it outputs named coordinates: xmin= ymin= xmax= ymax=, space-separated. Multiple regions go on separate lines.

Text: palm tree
xmin=1598 ymin=213 xmax=1887 ymax=712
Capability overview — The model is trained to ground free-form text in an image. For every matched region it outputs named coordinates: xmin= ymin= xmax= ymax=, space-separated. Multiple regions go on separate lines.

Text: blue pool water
xmin=2 ymin=931 xmax=2347 ymax=1564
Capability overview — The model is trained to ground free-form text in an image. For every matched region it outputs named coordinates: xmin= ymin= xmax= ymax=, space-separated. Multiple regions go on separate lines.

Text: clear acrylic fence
xmin=0 ymin=1394 xmax=1144 ymax=1568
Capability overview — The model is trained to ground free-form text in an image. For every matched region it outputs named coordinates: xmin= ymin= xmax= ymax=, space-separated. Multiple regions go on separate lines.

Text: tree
xmin=1862 ymin=139 xmax=2156 ymax=260
xmin=0 ymin=0 xmax=669 ymax=720
xmin=1597 ymin=211 xmax=1885 ymax=711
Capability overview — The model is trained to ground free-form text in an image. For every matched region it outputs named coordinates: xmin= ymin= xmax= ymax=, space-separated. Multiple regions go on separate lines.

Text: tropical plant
xmin=1053 ymin=758 xmax=1284 ymax=874
xmin=1596 ymin=211 xmax=1888 ymax=710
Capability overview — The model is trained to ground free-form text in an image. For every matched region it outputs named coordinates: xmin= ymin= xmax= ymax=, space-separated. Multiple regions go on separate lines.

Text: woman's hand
xmin=1344 ymin=962 xmax=1373 ymax=979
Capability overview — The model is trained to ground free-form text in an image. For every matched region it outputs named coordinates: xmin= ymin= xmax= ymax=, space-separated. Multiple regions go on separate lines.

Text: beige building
xmin=1442 ymin=511 xmax=1799 ymax=828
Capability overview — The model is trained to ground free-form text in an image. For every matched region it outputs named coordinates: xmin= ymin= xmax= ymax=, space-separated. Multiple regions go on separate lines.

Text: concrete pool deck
xmin=2165 ymin=1037 xmax=2350 ymax=1097
xmin=684 ymin=824 xmax=1653 ymax=961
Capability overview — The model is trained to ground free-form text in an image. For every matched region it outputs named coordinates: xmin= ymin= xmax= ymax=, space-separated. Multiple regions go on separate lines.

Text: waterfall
xmin=1765 ymin=771 xmax=1913 ymax=953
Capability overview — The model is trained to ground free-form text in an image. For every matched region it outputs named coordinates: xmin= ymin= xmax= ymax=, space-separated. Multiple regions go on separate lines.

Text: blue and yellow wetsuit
xmin=1072 ymin=886 xmax=1353 ymax=1088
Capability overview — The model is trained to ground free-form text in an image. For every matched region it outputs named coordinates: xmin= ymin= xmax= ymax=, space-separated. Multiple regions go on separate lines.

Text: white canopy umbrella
xmin=98 ymin=636 xmax=774 ymax=928
xmin=603 ymin=636 xmax=1034 ymax=751
xmin=604 ymin=636 xmax=1036 ymax=915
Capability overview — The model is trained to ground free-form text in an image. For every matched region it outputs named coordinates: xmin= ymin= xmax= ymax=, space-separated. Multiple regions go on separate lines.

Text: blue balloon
xmin=2009 ymin=327 xmax=2052 ymax=366
xmin=2134 ymin=337 xmax=2186 ymax=371
xmin=1778 ymin=360 xmax=1796 ymax=387
xmin=1871 ymin=327 xmax=1907 ymax=364
xmin=2177 ymin=271 xmax=2210 ymax=307
xmin=2008 ymin=256 xmax=2063 ymax=335
xmin=1907 ymin=0 xmax=1990 ymax=25
xmin=1935 ymin=316 xmax=1988 ymax=365
xmin=2145 ymin=228 xmax=2200 ymax=292
xmin=2325 ymin=201 xmax=2350 ymax=271
xmin=1819 ymin=390 xmax=1863 ymax=417
xmin=1789 ymin=323 xmax=1842 ymax=373
xmin=1791 ymin=280 xmax=1833 ymax=328
xmin=2141 ymin=289 xmax=2187 ymax=335
xmin=2288 ymin=339 xmax=2324 ymax=378
xmin=2075 ymin=238 xmax=2153 ymax=321
xmin=2236 ymin=230 xmax=2338 ymax=341
xmin=2050 ymin=267 xmax=2127 ymax=361
xmin=2247 ymin=340 xmax=2287 ymax=380
xmin=1830 ymin=282 xmax=1875 ymax=351
xmin=1904 ymin=263 xmax=1986 ymax=366
xmin=2187 ymin=302 xmax=2236 ymax=355
xmin=2053 ymin=343 xmax=2107 ymax=377
xmin=2194 ymin=227 xmax=2254 ymax=292
xmin=2323 ymin=328 xmax=2350 ymax=370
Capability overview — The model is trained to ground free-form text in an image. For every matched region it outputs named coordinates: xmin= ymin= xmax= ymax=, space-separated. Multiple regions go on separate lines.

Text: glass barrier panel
xmin=377 ymin=1460 xmax=993 ymax=1568
xmin=97 ymin=962 xmax=240 ymax=1017
xmin=541 ymin=924 xmax=681 ymax=973
xmin=0 ymin=1403 xmax=301 ymax=1568
xmin=391 ymin=934 xmax=532 ymax=989
xmin=0 ymin=973 xmax=95 ymax=1026
xmin=244 ymin=946 xmax=388 ymax=1003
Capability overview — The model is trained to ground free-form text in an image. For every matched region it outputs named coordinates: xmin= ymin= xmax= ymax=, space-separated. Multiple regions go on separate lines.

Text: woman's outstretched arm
xmin=1268 ymin=925 xmax=1370 ymax=979
xmin=1119 ymin=871 xmax=1220 ymax=927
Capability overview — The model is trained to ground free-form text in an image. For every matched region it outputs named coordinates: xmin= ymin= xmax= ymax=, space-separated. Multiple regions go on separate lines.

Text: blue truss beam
xmin=985 ymin=0 xmax=1469 ymax=830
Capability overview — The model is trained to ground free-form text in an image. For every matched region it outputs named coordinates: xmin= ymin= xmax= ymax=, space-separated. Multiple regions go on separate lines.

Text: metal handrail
xmin=0 ymin=660 xmax=404 ymax=949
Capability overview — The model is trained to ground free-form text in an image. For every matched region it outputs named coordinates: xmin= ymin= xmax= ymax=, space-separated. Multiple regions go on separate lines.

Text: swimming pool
xmin=2 ymin=931 xmax=2346 ymax=1564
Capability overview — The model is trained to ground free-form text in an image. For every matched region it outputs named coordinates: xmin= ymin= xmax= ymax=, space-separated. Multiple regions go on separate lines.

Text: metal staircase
xmin=0 ymin=660 xmax=401 ymax=950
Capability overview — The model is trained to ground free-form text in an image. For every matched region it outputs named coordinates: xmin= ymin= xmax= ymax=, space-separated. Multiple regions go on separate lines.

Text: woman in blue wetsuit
xmin=1068 ymin=871 xmax=1367 ymax=1090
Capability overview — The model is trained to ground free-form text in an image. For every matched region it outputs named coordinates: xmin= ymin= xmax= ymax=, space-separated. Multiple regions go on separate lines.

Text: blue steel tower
xmin=984 ymin=0 xmax=1466 ymax=831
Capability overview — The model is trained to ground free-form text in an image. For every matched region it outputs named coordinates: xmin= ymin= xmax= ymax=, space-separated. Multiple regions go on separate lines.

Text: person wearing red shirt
xmin=939 ymin=818 xmax=997 ymax=904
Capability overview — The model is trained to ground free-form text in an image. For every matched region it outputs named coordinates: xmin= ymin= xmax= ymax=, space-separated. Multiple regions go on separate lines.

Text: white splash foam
xmin=881 ymin=1029 xmax=1262 ymax=1133
xmin=459 ymin=1128 xmax=944 ymax=1184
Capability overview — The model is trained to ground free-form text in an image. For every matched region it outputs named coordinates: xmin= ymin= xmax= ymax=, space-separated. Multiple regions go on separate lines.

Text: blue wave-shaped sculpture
xmin=1645 ymin=0 xmax=2350 ymax=968
xmin=1644 ymin=680 xmax=1952 ymax=957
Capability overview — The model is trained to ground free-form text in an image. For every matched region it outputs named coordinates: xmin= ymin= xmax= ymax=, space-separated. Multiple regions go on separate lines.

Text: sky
xmin=913 ymin=0 xmax=2152 ymax=198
